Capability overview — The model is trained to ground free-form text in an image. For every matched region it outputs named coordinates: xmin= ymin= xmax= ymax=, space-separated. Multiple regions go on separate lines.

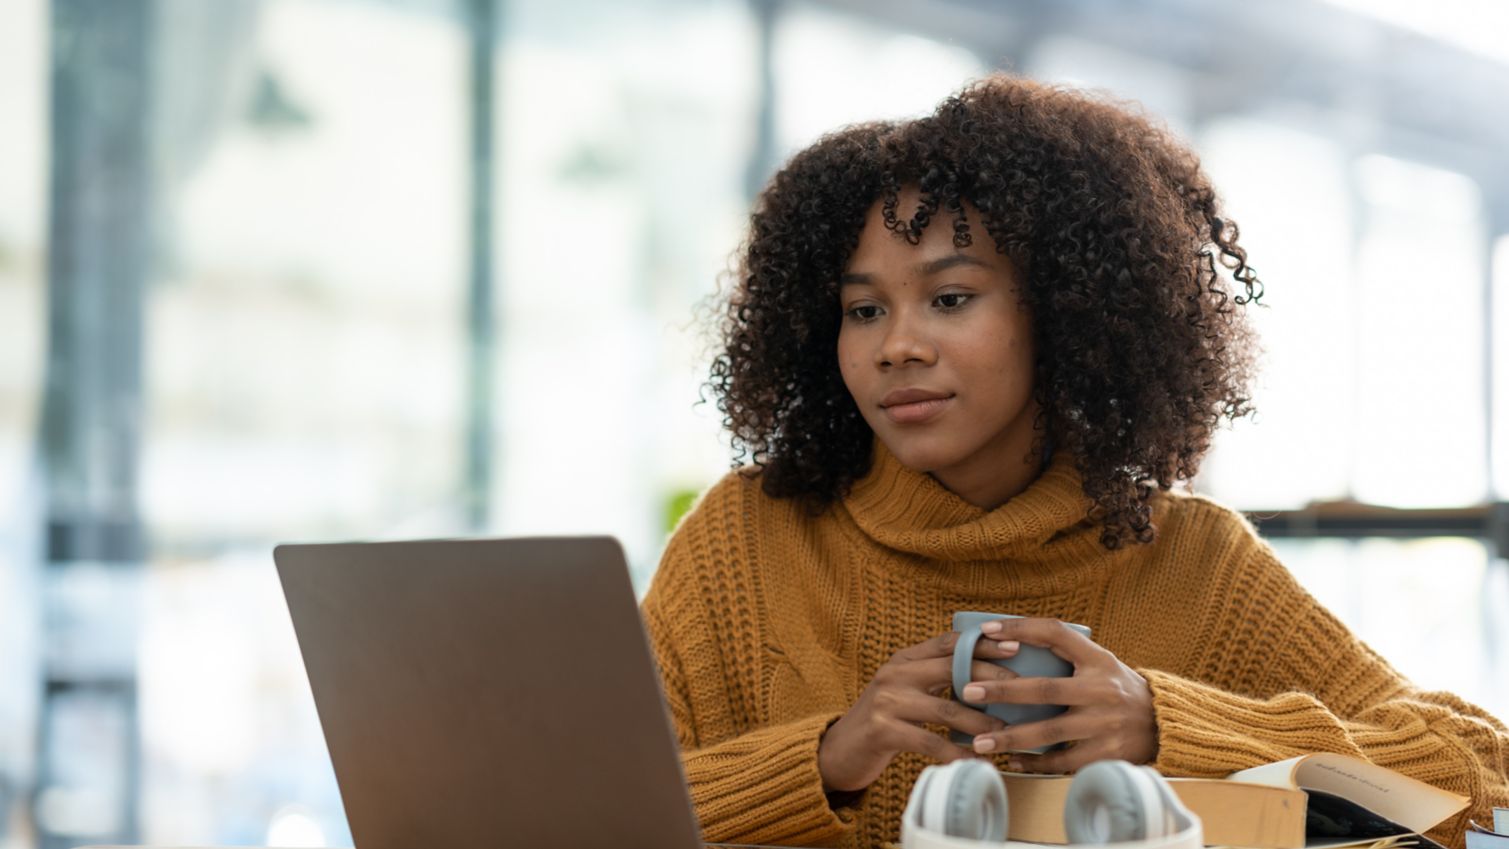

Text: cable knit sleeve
xmin=639 ymin=475 xmax=857 ymax=846
xmin=1142 ymin=532 xmax=1509 ymax=848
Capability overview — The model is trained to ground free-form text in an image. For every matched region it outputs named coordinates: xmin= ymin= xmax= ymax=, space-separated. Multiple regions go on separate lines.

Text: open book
xmin=999 ymin=753 xmax=1469 ymax=849
xmin=1228 ymin=753 xmax=1469 ymax=849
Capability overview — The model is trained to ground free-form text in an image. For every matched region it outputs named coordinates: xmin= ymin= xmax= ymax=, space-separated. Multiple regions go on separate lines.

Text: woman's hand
xmin=817 ymin=631 xmax=1021 ymax=793
xmin=960 ymin=617 xmax=1157 ymax=774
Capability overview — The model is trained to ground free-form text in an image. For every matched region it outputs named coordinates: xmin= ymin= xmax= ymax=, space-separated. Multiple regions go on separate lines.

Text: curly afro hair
xmin=708 ymin=74 xmax=1262 ymax=549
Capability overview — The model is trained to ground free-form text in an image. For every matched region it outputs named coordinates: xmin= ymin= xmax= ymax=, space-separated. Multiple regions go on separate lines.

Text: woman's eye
xmin=845 ymin=304 xmax=882 ymax=322
xmin=935 ymin=293 xmax=972 ymax=310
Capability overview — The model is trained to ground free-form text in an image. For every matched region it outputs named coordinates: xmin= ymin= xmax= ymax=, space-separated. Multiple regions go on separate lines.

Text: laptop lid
xmin=274 ymin=536 xmax=704 ymax=849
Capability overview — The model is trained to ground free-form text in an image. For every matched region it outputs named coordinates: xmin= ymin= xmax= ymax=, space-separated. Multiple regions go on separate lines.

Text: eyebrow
xmin=839 ymin=253 xmax=993 ymax=286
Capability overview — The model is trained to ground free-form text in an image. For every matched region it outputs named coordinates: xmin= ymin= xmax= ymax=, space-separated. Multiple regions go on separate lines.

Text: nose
xmin=877 ymin=313 xmax=937 ymax=368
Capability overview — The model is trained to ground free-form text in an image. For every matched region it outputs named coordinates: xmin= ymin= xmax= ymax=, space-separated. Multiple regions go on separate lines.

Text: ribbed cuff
xmin=683 ymin=711 xmax=857 ymax=845
xmin=1141 ymin=669 xmax=1363 ymax=777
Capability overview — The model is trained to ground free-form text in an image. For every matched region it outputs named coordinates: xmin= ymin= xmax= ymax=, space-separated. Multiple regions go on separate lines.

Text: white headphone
xmin=902 ymin=759 xmax=1203 ymax=849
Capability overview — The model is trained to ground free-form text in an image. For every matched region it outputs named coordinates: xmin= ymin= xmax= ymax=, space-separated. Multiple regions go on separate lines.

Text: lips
xmin=880 ymin=388 xmax=954 ymax=424
xmin=881 ymin=388 xmax=953 ymax=407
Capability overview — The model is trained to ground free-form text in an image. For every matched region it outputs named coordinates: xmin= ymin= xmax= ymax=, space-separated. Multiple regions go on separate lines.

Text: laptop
xmin=275 ymin=536 xmax=789 ymax=849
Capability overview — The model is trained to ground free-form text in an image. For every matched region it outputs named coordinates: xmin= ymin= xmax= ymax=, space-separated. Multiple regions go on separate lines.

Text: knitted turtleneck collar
xmin=841 ymin=438 xmax=1095 ymax=561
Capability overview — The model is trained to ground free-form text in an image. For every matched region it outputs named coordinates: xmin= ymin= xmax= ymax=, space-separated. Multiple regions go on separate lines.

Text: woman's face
xmin=837 ymin=190 xmax=1041 ymax=508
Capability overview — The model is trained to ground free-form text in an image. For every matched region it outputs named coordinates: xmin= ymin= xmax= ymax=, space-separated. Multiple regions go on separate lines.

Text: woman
xmin=639 ymin=74 xmax=1509 ymax=848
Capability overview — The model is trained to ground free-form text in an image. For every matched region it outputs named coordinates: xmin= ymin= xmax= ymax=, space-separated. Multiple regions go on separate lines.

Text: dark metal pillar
xmin=1488 ymin=199 xmax=1508 ymax=507
xmin=465 ymin=0 xmax=499 ymax=530
xmin=1487 ymin=200 xmax=1509 ymax=565
xmin=744 ymin=0 xmax=780 ymax=202
xmin=35 ymin=0 xmax=154 ymax=846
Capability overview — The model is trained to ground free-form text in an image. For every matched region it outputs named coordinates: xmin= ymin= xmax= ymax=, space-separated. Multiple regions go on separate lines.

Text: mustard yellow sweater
xmin=640 ymin=445 xmax=1509 ymax=848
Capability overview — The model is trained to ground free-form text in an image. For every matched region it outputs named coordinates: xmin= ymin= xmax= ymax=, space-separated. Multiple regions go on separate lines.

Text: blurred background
xmin=2 ymin=0 xmax=1507 ymax=846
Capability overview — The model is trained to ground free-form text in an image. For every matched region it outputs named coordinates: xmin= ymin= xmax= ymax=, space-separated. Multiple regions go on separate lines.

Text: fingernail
xmin=962 ymin=684 xmax=985 ymax=701
xmin=1008 ymin=759 xmax=1024 ymax=772
xmin=981 ymin=620 xmax=1003 ymax=635
xmin=998 ymin=640 xmax=1019 ymax=653
xmin=973 ymin=736 xmax=997 ymax=753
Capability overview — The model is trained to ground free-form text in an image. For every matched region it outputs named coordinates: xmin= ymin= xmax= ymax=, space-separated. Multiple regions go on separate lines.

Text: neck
xmin=926 ymin=419 xmax=1049 ymax=510
xmin=929 ymin=451 xmax=1044 ymax=510
xmin=844 ymin=432 xmax=1093 ymax=562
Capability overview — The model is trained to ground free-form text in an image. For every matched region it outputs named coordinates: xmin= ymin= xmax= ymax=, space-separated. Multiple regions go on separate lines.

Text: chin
xmin=877 ymin=435 xmax=962 ymax=475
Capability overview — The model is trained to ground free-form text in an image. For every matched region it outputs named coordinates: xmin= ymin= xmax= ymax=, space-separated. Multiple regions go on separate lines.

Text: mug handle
xmin=952 ymin=625 xmax=987 ymax=707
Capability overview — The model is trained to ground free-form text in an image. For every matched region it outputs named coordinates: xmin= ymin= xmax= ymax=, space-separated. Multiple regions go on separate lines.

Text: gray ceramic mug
xmin=950 ymin=611 xmax=1092 ymax=753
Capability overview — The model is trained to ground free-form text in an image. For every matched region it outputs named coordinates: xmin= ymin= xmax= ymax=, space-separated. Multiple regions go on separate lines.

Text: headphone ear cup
xmin=1142 ymin=765 xmax=1196 ymax=836
xmin=949 ymin=759 xmax=1009 ymax=842
xmin=913 ymin=766 xmax=945 ymax=835
xmin=1065 ymin=760 xmax=1164 ymax=844
xmin=915 ymin=759 xmax=1010 ymax=842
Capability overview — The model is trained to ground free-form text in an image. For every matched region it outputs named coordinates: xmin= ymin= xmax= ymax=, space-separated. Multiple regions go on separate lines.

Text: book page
xmin=1292 ymin=753 xmax=1468 ymax=833
xmin=1228 ymin=756 xmax=1306 ymax=789
xmin=1306 ymin=834 xmax=1420 ymax=849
